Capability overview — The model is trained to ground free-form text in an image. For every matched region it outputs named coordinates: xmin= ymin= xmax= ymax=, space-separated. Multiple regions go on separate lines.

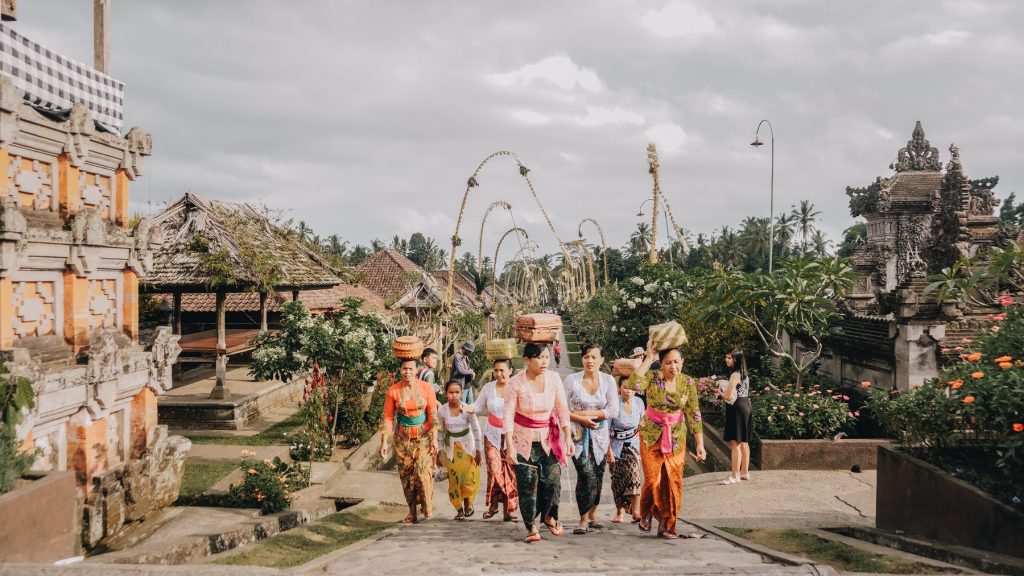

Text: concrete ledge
xmin=158 ymin=379 xmax=302 ymax=430
xmin=0 ymin=471 xmax=79 ymax=563
xmin=877 ymin=445 xmax=1024 ymax=559
xmin=685 ymin=520 xmax=840 ymax=576
xmin=760 ymin=438 xmax=893 ymax=470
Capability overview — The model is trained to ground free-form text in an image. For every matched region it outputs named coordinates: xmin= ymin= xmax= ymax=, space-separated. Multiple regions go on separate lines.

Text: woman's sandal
xmin=740 ymin=474 xmax=751 ymax=481
xmin=503 ymin=514 xmax=518 ymax=522
xmin=525 ymin=532 xmax=541 ymax=543
xmin=454 ymin=510 xmax=465 ymax=521
xmin=720 ymin=476 xmax=739 ymax=485
xmin=482 ymin=508 xmax=499 ymax=520
xmin=402 ymin=514 xmax=417 ymax=524
xmin=572 ymin=526 xmax=589 ymax=535
xmin=661 ymin=530 xmax=680 ymax=540
xmin=612 ymin=516 xmax=625 ymax=524
xmin=590 ymin=521 xmax=605 ymax=530
xmin=464 ymin=506 xmax=475 ymax=518
xmin=638 ymin=518 xmax=651 ymax=532
xmin=543 ymin=519 xmax=565 ymax=536
xmin=631 ymin=514 xmax=643 ymax=524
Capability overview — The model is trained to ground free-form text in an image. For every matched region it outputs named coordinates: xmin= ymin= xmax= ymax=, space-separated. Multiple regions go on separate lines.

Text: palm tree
xmin=296 ymin=221 xmax=312 ymax=245
xmin=773 ymin=212 xmax=796 ymax=257
xmin=739 ymin=216 xmax=771 ymax=270
xmin=791 ymin=200 xmax=821 ymax=255
xmin=811 ymin=230 xmax=831 ymax=256
xmin=628 ymin=222 xmax=652 ymax=259
xmin=715 ymin=226 xmax=745 ymax=269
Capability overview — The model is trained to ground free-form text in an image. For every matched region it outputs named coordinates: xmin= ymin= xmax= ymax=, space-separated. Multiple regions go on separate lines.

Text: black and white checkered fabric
xmin=0 ymin=24 xmax=123 ymax=133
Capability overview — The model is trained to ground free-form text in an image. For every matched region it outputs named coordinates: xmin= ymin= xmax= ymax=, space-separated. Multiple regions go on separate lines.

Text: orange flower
xmin=949 ymin=380 xmax=964 ymax=389
xmin=971 ymin=371 xmax=984 ymax=379
xmin=248 ymin=469 xmax=257 ymax=475
xmin=966 ymin=352 xmax=982 ymax=362
xmin=963 ymin=396 xmax=976 ymax=404
xmin=860 ymin=381 xmax=872 ymax=388
xmin=999 ymin=362 xmax=1013 ymax=369
xmin=1013 ymin=423 xmax=1024 ymax=433
xmin=994 ymin=356 xmax=1012 ymax=363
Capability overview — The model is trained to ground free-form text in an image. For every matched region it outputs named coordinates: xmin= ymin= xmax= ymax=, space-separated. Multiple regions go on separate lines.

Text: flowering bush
xmin=866 ymin=300 xmax=1024 ymax=487
xmin=228 ymin=452 xmax=309 ymax=514
xmin=750 ymin=379 xmax=854 ymax=440
xmin=250 ymin=300 xmax=398 ymax=447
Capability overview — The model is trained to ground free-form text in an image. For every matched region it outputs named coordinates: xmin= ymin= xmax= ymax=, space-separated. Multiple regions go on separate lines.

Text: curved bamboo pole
xmin=492 ymin=227 xmax=529 ymax=300
xmin=660 ymin=194 xmax=689 ymax=254
xmin=578 ymin=218 xmax=609 ymax=286
xmin=478 ymin=200 xmax=512 ymax=280
xmin=567 ymin=239 xmax=596 ymax=297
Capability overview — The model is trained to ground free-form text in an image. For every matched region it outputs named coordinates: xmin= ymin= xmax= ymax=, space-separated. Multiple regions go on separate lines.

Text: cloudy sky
xmin=14 ymin=1 xmax=1024 ymax=261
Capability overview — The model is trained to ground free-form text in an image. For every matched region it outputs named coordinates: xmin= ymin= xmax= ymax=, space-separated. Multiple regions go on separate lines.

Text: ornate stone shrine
xmin=0 ymin=71 xmax=186 ymax=551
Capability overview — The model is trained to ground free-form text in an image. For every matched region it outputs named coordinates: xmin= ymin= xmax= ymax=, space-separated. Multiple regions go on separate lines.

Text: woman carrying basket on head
xmin=628 ymin=331 xmax=707 ymax=539
xmin=465 ymin=358 xmax=520 ymax=521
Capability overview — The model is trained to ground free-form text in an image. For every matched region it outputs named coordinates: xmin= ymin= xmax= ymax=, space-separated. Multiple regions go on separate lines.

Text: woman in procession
xmin=628 ymin=334 xmax=707 ymax=539
xmin=467 ymin=358 xmax=519 ymax=521
xmin=563 ymin=343 xmax=618 ymax=534
xmin=436 ymin=380 xmax=484 ymax=519
xmin=380 ymin=358 xmax=440 ymax=524
xmin=503 ymin=343 xmax=574 ymax=543
xmin=719 ymin=349 xmax=753 ymax=485
xmin=608 ymin=374 xmax=644 ymax=524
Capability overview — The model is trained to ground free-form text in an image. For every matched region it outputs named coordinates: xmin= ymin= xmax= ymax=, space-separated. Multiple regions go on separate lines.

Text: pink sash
xmin=514 ymin=411 xmax=565 ymax=465
xmin=487 ymin=412 xmax=503 ymax=429
xmin=645 ymin=406 xmax=684 ymax=454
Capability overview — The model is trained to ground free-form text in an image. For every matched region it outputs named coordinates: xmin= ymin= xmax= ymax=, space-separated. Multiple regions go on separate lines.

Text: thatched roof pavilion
xmin=141 ymin=193 xmax=341 ymax=398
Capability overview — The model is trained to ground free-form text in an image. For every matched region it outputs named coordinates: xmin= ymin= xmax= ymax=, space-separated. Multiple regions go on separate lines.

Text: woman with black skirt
xmin=719 ymin=350 xmax=751 ymax=485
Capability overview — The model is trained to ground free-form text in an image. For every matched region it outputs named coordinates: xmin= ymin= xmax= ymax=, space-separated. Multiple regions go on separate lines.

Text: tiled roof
xmin=155 ymin=284 xmax=392 ymax=315
xmin=353 ymin=249 xmax=426 ymax=301
xmin=889 ymin=172 xmax=943 ymax=200
xmin=143 ymin=193 xmax=341 ymax=290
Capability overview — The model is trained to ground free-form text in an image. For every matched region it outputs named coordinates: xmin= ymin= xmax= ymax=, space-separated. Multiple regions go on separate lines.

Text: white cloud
xmin=641 ymin=2 xmax=718 ymax=38
xmin=487 ymin=55 xmax=602 ymax=91
xmin=645 ymin=123 xmax=689 ymax=152
xmin=577 ymin=106 xmax=645 ymax=126
xmin=513 ymin=110 xmax=552 ymax=125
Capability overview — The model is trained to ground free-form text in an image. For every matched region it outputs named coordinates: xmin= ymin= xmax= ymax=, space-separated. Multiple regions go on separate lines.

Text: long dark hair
xmin=523 ymin=342 xmax=548 ymax=360
xmin=727 ymin=349 xmax=748 ymax=379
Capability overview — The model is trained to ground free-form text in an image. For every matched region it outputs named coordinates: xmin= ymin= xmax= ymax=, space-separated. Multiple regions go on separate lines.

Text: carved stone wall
xmin=0 ymin=74 xmax=186 ymax=551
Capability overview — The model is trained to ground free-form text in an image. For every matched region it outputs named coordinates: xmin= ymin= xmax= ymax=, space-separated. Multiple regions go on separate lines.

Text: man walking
xmin=418 ymin=348 xmax=439 ymax=393
xmin=451 ymin=341 xmax=477 ymax=404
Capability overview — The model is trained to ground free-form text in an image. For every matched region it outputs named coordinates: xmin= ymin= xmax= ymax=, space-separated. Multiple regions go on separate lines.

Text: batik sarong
xmin=638 ymin=436 xmax=686 ymax=532
xmin=610 ymin=444 xmax=642 ymax=510
xmin=394 ymin=423 xmax=433 ymax=516
xmin=484 ymin=438 xmax=519 ymax=512
xmin=514 ymin=442 xmax=560 ymax=531
xmin=443 ymin=442 xmax=481 ymax=510
xmin=572 ymin=450 xmax=605 ymax=515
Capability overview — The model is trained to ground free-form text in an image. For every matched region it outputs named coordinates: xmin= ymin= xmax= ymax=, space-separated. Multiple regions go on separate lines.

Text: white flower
xmin=644 ymin=283 xmax=657 ymax=293
xmin=627 ymin=301 xmax=636 ymax=309
xmin=612 ymin=305 xmax=618 ymax=313
xmin=642 ymin=297 xmax=651 ymax=304
xmin=630 ymin=277 xmax=645 ymax=286
xmin=664 ymin=282 xmax=672 ymax=289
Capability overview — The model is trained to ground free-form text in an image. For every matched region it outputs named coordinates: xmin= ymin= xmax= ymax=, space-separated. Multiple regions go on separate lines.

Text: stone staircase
xmin=11 ymin=335 xmax=75 ymax=372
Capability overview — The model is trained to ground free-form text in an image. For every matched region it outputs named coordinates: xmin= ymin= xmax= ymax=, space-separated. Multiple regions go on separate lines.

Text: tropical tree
xmin=697 ymin=256 xmax=856 ymax=386
xmin=628 ymin=222 xmax=652 ymax=260
xmin=792 ymin=200 xmax=821 ymax=254
xmin=811 ymin=230 xmax=831 ymax=256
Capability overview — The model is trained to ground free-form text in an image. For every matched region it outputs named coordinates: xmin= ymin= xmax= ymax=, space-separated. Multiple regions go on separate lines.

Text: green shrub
xmin=0 ymin=365 xmax=36 ymax=495
xmin=0 ymin=426 xmax=34 ymax=494
xmin=228 ymin=454 xmax=309 ymax=514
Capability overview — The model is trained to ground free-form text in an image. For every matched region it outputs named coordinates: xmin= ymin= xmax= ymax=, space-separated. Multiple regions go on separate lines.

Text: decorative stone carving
xmin=147 ymin=326 xmax=181 ymax=394
xmin=0 ymin=77 xmax=21 ymax=146
xmin=64 ymin=103 xmax=94 ymax=168
xmin=11 ymin=280 xmax=57 ymax=337
xmin=122 ymin=127 xmax=152 ymax=179
xmin=7 ymin=154 xmax=55 ymax=211
xmin=88 ymin=278 xmax=118 ymax=330
xmin=78 ymin=171 xmax=113 ymax=220
xmin=896 ymin=215 xmax=930 ymax=284
xmin=890 ymin=121 xmax=942 ymax=172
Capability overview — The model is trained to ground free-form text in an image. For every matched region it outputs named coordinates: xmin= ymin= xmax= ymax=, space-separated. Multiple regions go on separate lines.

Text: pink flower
xmin=991 ymin=326 xmax=1001 ymax=332
xmin=854 ymin=411 xmax=861 ymax=417
xmin=812 ymin=404 xmax=820 ymax=409
xmin=998 ymin=294 xmax=1014 ymax=306
xmin=954 ymin=346 xmax=964 ymax=351
xmin=992 ymin=313 xmax=1007 ymax=321
xmin=764 ymin=386 xmax=771 ymax=391
xmin=940 ymin=348 xmax=952 ymax=354
xmin=842 ymin=395 xmax=850 ymax=401
xmin=847 ymin=411 xmax=854 ymax=418
xmin=793 ymin=393 xmax=800 ymax=397
xmin=962 ymin=338 xmax=973 ymax=344
xmin=798 ymin=412 xmax=805 ymax=417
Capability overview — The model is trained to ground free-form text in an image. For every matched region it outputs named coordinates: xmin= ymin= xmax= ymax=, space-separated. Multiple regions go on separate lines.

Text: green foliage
xmin=836 ymin=222 xmax=867 ymax=258
xmin=748 ymin=367 xmax=854 ymax=440
xmin=291 ymin=363 xmax=334 ymax=461
xmin=697 ymin=256 xmax=856 ymax=385
xmin=866 ymin=303 xmax=1024 ymax=479
xmin=228 ymin=455 xmax=309 ymax=514
xmin=1000 ymin=191 xmax=1024 ymax=229
xmin=0 ymin=426 xmax=34 ymax=495
xmin=249 ymin=300 xmax=398 ymax=446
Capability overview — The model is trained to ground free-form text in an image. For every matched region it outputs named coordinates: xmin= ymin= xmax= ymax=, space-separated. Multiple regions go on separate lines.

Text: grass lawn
xmin=212 ymin=508 xmax=394 ymax=568
xmin=717 ymin=528 xmax=959 ymax=574
xmin=185 ymin=411 xmax=304 ymax=446
xmin=177 ymin=461 xmax=237 ymax=500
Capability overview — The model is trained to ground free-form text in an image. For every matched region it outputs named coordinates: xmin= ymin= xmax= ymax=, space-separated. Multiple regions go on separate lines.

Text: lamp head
xmin=750 ymin=137 xmax=764 ymax=147
xmin=636 ymin=211 xmax=644 ymax=217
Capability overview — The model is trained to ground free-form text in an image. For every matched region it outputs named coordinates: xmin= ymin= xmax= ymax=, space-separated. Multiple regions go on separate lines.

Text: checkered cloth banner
xmin=0 ymin=24 xmax=123 ymax=133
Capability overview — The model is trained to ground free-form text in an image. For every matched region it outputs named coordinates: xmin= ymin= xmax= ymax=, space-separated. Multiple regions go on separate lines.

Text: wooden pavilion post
xmin=172 ymin=292 xmax=182 ymax=335
xmin=259 ymin=291 xmax=268 ymax=332
xmin=210 ymin=288 xmax=229 ymax=399
xmin=291 ymin=290 xmax=299 ymax=302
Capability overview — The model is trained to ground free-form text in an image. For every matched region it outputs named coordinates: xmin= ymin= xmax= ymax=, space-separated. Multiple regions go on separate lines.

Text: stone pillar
xmin=68 ymin=409 xmax=108 ymax=495
xmin=115 ymin=169 xmax=129 ymax=227
xmin=259 ymin=291 xmax=268 ymax=331
xmin=894 ymin=322 xmax=944 ymax=390
xmin=0 ymin=277 xmax=12 ymax=349
xmin=210 ymin=289 xmax=228 ymax=399
xmin=129 ymin=388 xmax=157 ymax=458
xmin=94 ymin=0 xmax=110 ymax=74
xmin=122 ymin=269 xmax=138 ymax=342
xmin=63 ymin=271 xmax=90 ymax=352
xmin=57 ymin=153 xmax=80 ymax=219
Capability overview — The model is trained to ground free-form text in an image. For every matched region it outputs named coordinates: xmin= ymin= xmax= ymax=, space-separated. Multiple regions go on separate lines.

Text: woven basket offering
xmin=485 ymin=339 xmax=517 ymax=361
xmin=514 ymin=313 xmax=562 ymax=343
xmin=649 ymin=321 xmax=687 ymax=351
xmin=392 ymin=335 xmax=424 ymax=360
xmin=612 ymin=358 xmax=641 ymax=378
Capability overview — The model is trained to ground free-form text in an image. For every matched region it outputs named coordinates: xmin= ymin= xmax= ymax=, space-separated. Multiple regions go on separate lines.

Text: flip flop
xmin=631 ymin=515 xmax=643 ymax=524
xmin=503 ymin=514 xmax=518 ymax=522
xmin=572 ymin=527 xmax=589 ymax=535
xmin=590 ymin=522 xmax=605 ymax=530
xmin=544 ymin=520 xmax=565 ymax=536
xmin=525 ymin=532 xmax=541 ymax=543
xmin=482 ymin=509 xmax=499 ymax=520
xmin=612 ymin=517 xmax=625 ymax=524
xmin=402 ymin=515 xmax=416 ymax=524
xmin=464 ymin=506 xmax=475 ymax=518
xmin=661 ymin=530 xmax=680 ymax=540
xmin=638 ymin=518 xmax=651 ymax=532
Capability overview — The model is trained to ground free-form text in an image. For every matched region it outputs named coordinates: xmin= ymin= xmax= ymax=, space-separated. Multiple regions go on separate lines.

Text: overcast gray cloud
xmin=15 ymin=1 xmax=1024 ymax=261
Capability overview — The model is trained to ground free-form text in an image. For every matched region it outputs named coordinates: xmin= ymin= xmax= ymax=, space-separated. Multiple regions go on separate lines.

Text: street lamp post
xmin=751 ymin=119 xmax=775 ymax=273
